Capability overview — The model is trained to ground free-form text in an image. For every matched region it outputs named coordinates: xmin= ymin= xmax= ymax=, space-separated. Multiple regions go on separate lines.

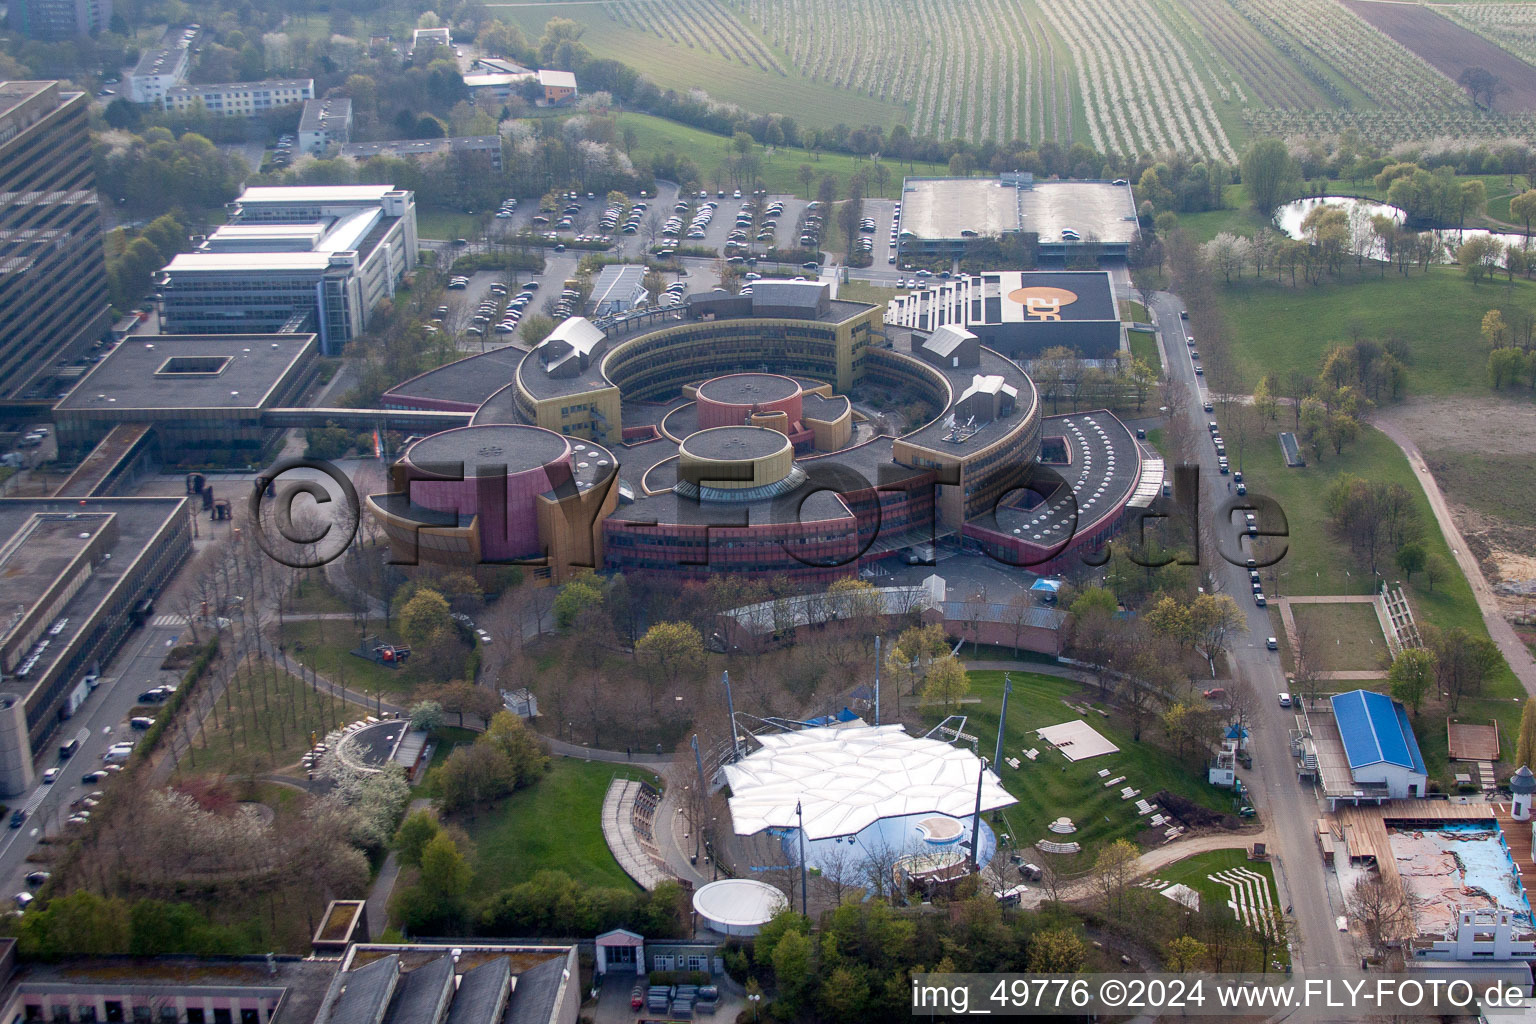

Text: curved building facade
xmin=370 ymin=280 xmax=1156 ymax=582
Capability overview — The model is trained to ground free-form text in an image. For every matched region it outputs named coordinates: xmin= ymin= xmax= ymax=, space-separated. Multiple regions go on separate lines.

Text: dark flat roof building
xmin=0 ymin=81 xmax=110 ymax=403
xmin=0 ymin=496 xmax=190 ymax=794
xmin=54 ymin=333 xmax=320 ymax=468
xmin=886 ymin=271 xmax=1122 ymax=360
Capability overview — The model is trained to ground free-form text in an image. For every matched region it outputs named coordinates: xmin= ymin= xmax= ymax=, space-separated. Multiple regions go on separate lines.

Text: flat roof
xmin=679 ymin=425 xmax=789 ymax=461
xmin=163 ymin=251 xmax=338 ymax=272
xmin=537 ymin=69 xmax=576 ymax=89
xmin=403 ymin=424 xmax=569 ymax=476
xmin=0 ymin=80 xmax=53 ymax=119
xmin=387 ymin=348 xmax=529 ymax=408
xmin=0 ymin=514 xmax=113 ymax=640
xmin=56 ymin=334 xmax=316 ymax=413
xmin=692 ymin=879 xmax=787 ymax=927
xmin=968 ymin=410 xmax=1142 ymax=546
xmin=0 ymin=497 xmax=188 ymax=699
xmin=169 ymin=78 xmax=313 ymax=94
xmin=896 ymin=335 xmax=1039 ymax=456
xmin=900 ymin=177 xmax=1137 ymax=245
xmin=300 ymin=96 xmax=351 ymax=131
xmin=890 ymin=271 xmax=1117 ymax=328
xmin=697 ymin=372 xmax=800 ymax=406
xmin=236 ymin=184 xmax=399 ymax=205
xmin=590 ymin=264 xmax=646 ymax=307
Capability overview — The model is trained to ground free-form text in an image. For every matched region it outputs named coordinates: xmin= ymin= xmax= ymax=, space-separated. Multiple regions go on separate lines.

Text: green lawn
xmin=945 ymin=671 xmax=1232 ymax=861
xmin=276 ymin=620 xmax=425 ymax=696
xmin=1120 ymin=300 xmax=1148 ymax=322
xmin=461 ymin=757 xmax=649 ymax=890
xmin=1215 ymin=265 xmax=1536 ymax=397
xmin=1127 ymin=328 xmax=1160 ymax=373
xmin=416 ymin=209 xmax=485 ymax=242
xmin=184 ymin=669 xmax=357 ymax=777
xmin=836 ymin=280 xmax=899 ymax=307
xmin=285 ymin=575 xmax=352 ymax=615
xmin=1289 ymin=603 xmax=1390 ymax=675
xmin=616 ymin=112 xmax=944 ymax=197
xmin=1156 ymin=849 xmax=1287 ymax=964
xmin=498 ymin=7 xmax=909 ymax=131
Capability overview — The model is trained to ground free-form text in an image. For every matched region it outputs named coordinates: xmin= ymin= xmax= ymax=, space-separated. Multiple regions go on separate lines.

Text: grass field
xmin=836 ymin=280 xmax=899 ymax=307
xmin=1156 ymin=848 xmax=1286 ymax=962
xmin=1216 ymin=265 xmax=1536 ymax=397
xmin=945 ymin=671 xmax=1233 ymax=862
xmin=1120 ymin=300 xmax=1149 ymax=322
xmin=1127 ymin=328 xmax=1160 ymax=373
xmin=416 ymin=209 xmax=484 ymax=242
xmin=1420 ymin=450 xmax=1536 ymax=531
xmin=276 ymin=620 xmax=426 ymax=696
xmin=497 ymin=4 xmax=908 ymax=131
xmin=184 ymin=669 xmax=358 ymax=777
xmin=1289 ymin=603 xmax=1390 ymax=674
xmin=463 ymin=757 xmax=648 ymax=890
xmin=285 ymin=576 xmax=351 ymax=615
xmin=615 ymin=113 xmax=943 ymax=197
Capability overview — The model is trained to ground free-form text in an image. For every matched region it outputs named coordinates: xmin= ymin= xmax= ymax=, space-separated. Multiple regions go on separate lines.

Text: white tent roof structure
xmin=723 ymin=724 xmax=1017 ymax=840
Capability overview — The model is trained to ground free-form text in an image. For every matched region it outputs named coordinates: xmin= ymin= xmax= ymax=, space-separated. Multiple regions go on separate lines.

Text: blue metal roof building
xmin=1329 ymin=689 xmax=1427 ymax=800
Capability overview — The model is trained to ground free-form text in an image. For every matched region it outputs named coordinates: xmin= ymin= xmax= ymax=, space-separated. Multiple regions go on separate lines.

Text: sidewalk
xmin=1373 ymin=416 xmax=1536 ymax=695
xmin=365 ymin=796 xmax=432 ymax=932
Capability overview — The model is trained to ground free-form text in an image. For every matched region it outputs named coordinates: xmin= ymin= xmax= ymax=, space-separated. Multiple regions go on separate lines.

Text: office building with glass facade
xmin=0 ymin=81 xmax=110 ymax=402
xmin=157 ymin=185 xmax=417 ymax=354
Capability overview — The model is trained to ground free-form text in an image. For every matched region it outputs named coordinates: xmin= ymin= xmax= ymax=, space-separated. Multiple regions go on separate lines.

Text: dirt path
xmin=1372 ymin=410 xmax=1536 ymax=695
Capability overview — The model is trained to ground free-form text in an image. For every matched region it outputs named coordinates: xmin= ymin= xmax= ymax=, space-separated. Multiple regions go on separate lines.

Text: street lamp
xmin=747 ymin=994 xmax=761 ymax=1021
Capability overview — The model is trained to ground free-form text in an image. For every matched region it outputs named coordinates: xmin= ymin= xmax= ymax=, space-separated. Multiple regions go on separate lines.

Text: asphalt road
xmin=1148 ymin=288 xmax=1361 ymax=992
xmin=0 ymin=618 xmax=186 ymax=902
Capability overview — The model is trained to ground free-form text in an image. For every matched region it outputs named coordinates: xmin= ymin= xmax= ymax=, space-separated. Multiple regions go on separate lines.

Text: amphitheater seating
xmin=601 ymin=779 xmax=671 ymax=890
xmin=1036 ymin=839 xmax=1081 ymax=854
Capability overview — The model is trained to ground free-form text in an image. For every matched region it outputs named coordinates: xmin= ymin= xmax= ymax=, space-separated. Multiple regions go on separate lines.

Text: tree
xmin=1516 ymin=697 xmax=1536 ymax=772
xmin=18 ymin=890 xmax=132 ymax=957
xmin=1482 ymin=309 xmax=1509 ymax=349
xmin=771 ymin=928 xmax=814 ymax=1010
xmin=1348 ymin=874 xmax=1412 ymax=959
xmin=1422 ymin=553 xmax=1452 ymax=594
xmin=1395 ymin=541 xmax=1426 ymax=583
xmin=1459 ymin=235 xmax=1501 ymax=285
xmin=1165 ymin=935 xmax=1207 ymax=972
xmin=1240 ymin=139 xmax=1299 ymax=214
xmin=1388 ymin=648 xmax=1436 ymax=716
xmin=409 ymin=700 xmax=445 ymax=731
xmin=398 ymin=587 xmax=454 ymax=652
xmin=1027 ymin=929 xmax=1088 ymax=972
xmin=798 ymin=163 xmax=815 ymax=198
xmin=519 ymin=312 xmax=555 ymax=345
xmin=553 ymin=573 xmax=604 ymax=629
xmin=438 ymin=680 xmax=503 ymax=726
xmin=394 ymin=808 xmax=442 ymax=867
xmin=1091 ymin=839 xmax=1140 ymax=916
xmin=1188 ymin=593 xmax=1243 ymax=674
xmin=920 ymin=655 xmax=969 ymax=712
xmin=1457 ymin=66 xmax=1507 ymax=111
xmin=1428 ymin=626 xmax=1503 ymax=712
xmin=1510 ymin=189 xmax=1536 ymax=242
xmin=636 ymin=621 xmax=704 ymax=711
xmin=1069 ymin=588 xmax=1122 ymax=698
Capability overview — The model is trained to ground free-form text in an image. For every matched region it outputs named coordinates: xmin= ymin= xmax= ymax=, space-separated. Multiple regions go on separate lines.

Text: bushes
xmin=449 ymin=251 xmax=547 ymax=275
xmin=476 ymin=871 xmax=688 ymax=938
xmin=135 ymin=638 xmax=217 ymax=764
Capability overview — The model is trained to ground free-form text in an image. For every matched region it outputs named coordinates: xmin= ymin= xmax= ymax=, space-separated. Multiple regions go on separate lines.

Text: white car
xmin=1277 ymin=692 xmax=1292 ymax=707
xmin=41 ymin=768 xmax=58 ymax=784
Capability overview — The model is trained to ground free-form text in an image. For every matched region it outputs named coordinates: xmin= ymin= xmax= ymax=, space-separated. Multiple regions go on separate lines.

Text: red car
xmin=630 ymin=985 xmax=644 ymax=1010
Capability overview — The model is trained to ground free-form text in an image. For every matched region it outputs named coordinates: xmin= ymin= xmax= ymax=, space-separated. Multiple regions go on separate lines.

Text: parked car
xmin=1277 ymin=692 xmax=1292 ymax=707
xmin=81 ymin=770 xmax=106 ymax=784
xmin=1202 ymin=688 xmax=1226 ymax=700
xmin=1267 ymin=637 xmax=1279 ymax=651
xmin=129 ymin=717 xmax=155 ymax=730
xmin=41 ymin=768 xmax=58 ymax=784
xmin=9 ymin=810 xmax=24 ymax=828
xmin=25 ymin=871 xmax=50 ymax=887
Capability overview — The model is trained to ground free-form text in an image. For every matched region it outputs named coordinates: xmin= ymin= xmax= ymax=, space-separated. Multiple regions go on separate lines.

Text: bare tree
xmin=1348 ymin=873 xmax=1414 ymax=959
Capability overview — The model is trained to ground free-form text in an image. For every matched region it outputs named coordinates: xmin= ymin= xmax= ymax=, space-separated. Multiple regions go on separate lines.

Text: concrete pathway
xmin=1373 ymin=415 xmax=1536 ymax=696
xmin=365 ymin=796 xmax=432 ymax=933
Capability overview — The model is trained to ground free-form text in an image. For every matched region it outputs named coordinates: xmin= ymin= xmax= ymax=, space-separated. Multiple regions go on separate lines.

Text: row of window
xmin=25 ymin=1003 xmax=265 ymax=1024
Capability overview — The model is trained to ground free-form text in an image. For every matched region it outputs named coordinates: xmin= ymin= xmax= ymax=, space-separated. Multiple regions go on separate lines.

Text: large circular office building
xmin=373 ymin=277 xmax=1159 ymax=581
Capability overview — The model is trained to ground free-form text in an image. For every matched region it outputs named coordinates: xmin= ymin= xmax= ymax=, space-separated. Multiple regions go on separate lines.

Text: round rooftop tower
xmin=695 ymin=372 xmax=803 ymax=432
xmin=675 ymin=425 xmax=805 ymax=502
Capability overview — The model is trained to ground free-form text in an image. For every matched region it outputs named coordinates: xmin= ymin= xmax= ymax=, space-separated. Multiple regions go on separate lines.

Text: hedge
xmin=134 ymin=637 xmax=219 ymax=765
